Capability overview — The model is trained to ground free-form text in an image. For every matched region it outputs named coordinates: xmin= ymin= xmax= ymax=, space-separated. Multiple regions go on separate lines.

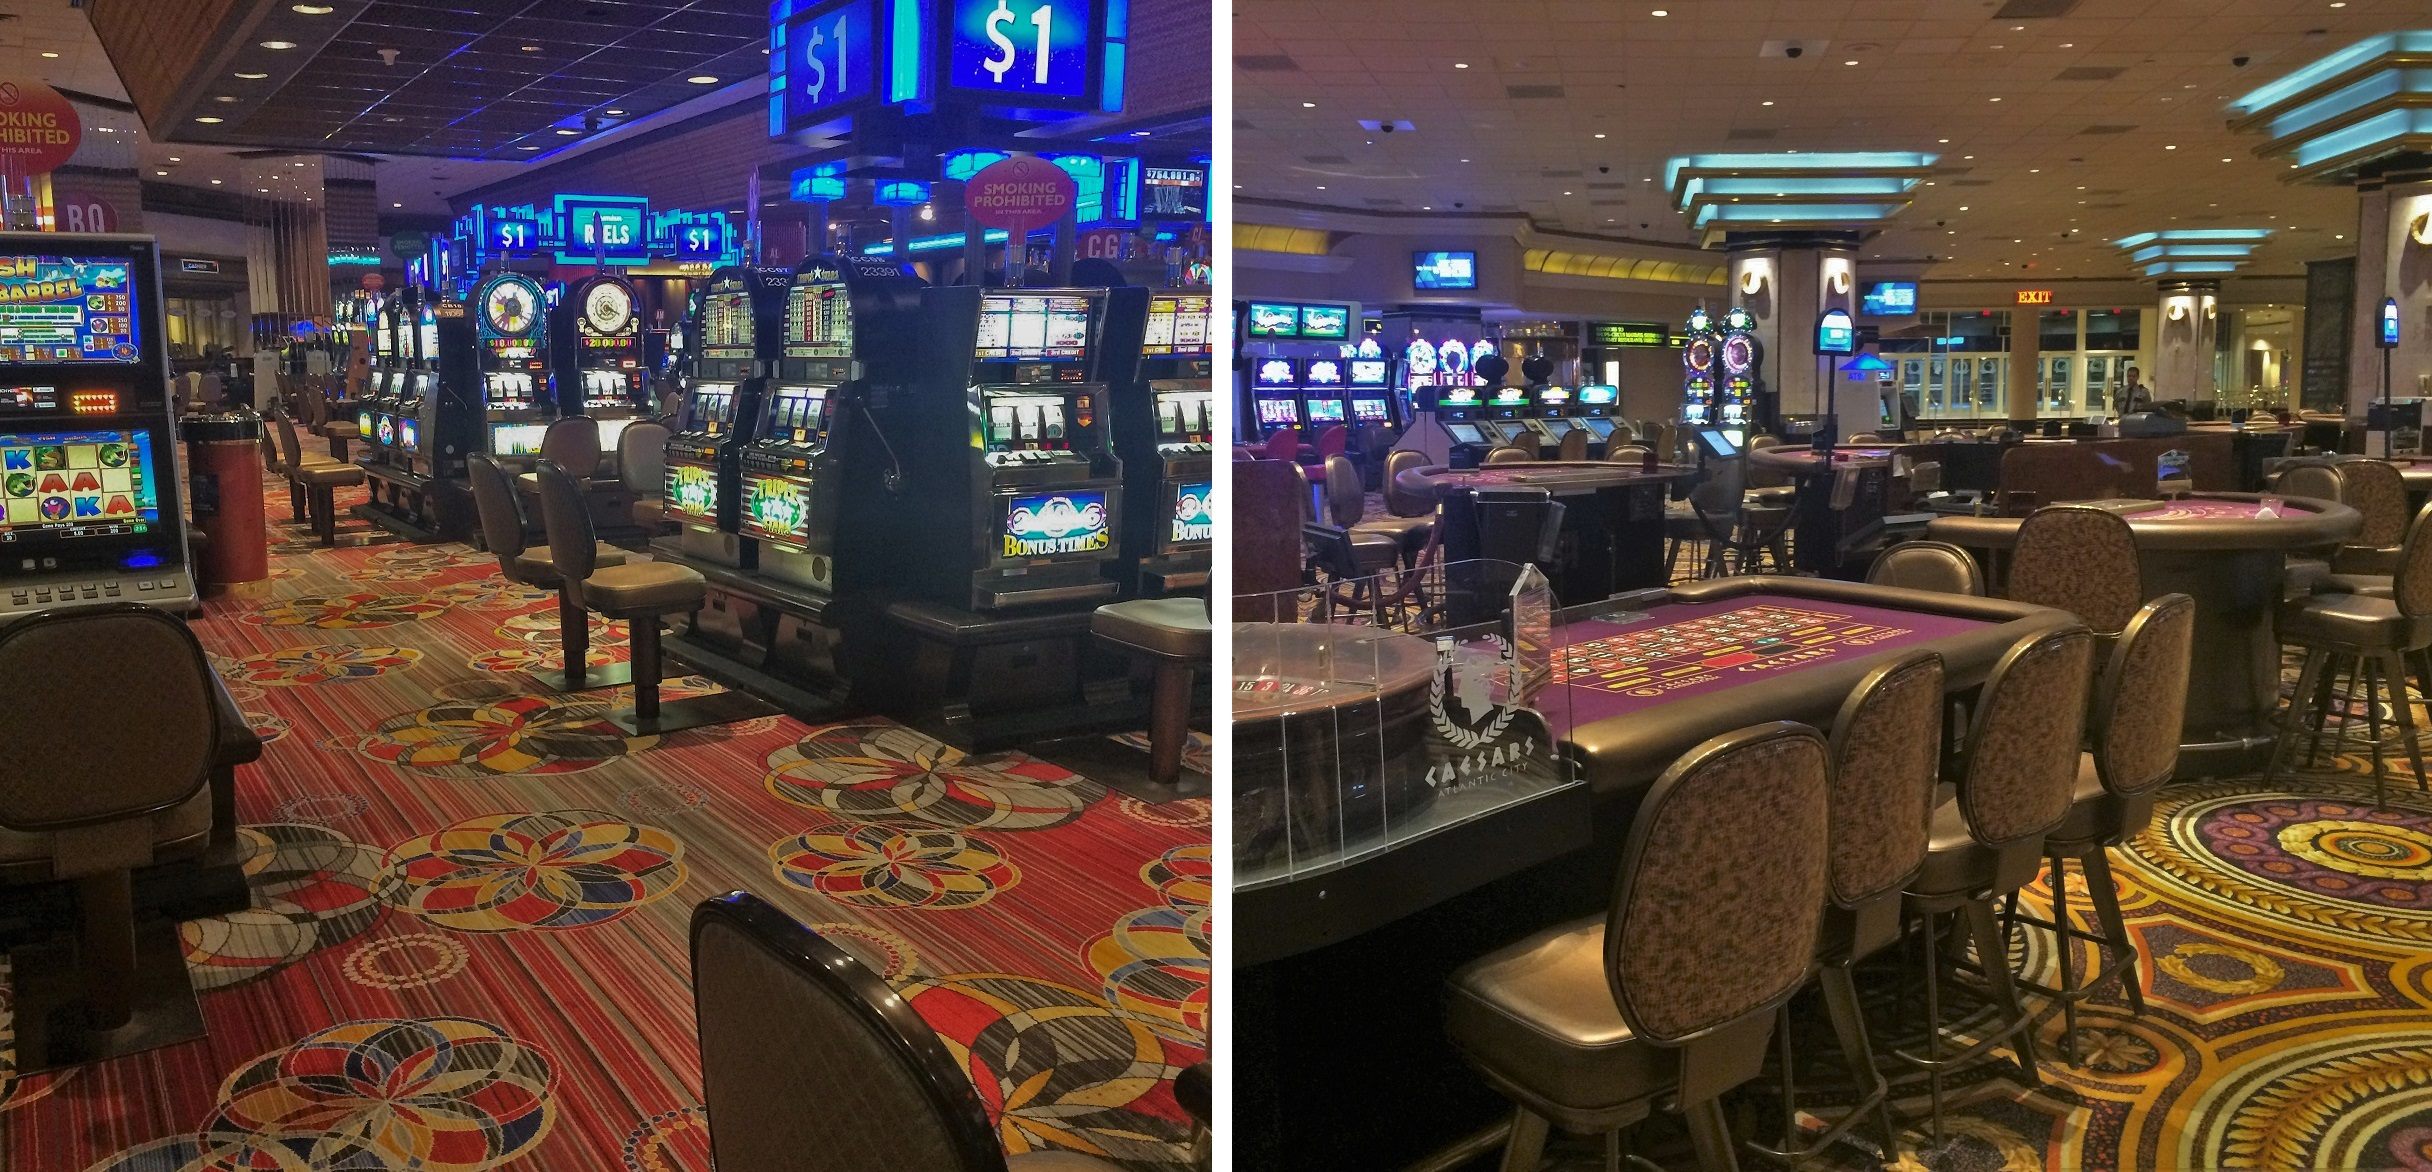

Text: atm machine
xmin=656 ymin=265 xmax=791 ymax=571
xmin=1299 ymin=355 xmax=1351 ymax=436
xmin=846 ymin=284 xmax=1143 ymax=748
xmin=0 ymin=234 xmax=197 ymax=622
xmin=1248 ymin=356 xmax=1301 ymax=438
xmin=1109 ymin=289 xmax=1215 ymax=595
xmin=551 ymin=272 xmax=649 ymax=455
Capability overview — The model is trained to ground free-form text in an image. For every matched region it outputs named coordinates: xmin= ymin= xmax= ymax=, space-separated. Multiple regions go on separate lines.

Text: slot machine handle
xmin=859 ymin=402 xmax=905 ymax=493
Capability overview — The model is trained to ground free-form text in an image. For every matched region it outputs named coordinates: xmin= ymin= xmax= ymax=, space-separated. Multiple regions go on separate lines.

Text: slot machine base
xmin=1132 ymin=554 xmax=1210 ymax=596
xmin=5 ymin=923 xmax=206 ymax=1073
xmin=867 ymin=599 xmax=1146 ymax=753
xmin=358 ymin=466 xmax=473 ymax=543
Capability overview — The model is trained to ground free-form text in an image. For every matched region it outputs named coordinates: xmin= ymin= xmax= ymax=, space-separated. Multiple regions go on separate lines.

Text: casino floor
xmin=0 ymin=479 xmax=1211 ymax=1171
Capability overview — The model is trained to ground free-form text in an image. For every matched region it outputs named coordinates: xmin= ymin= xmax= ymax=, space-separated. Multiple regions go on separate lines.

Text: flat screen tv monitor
xmin=1249 ymin=357 xmax=1298 ymax=392
xmin=1306 ymin=397 xmax=1346 ymax=423
xmin=1860 ymin=281 xmax=1918 ymax=317
xmin=0 ymin=429 xmax=162 ymax=546
xmin=1298 ymin=305 xmax=1350 ymax=340
xmin=1246 ymin=302 xmax=1301 ymax=339
xmin=1000 ymin=488 xmax=1111 ymax=561
xmin=1255 ymin=397 xmax=1300 ymax=426
xmin=1351 ymin=398 xmax=1389 ymax=422
xmin=1347 ymin=358 xmax=1390 ymax=388
xmin=1414 ymin=250 xmax=1479 ymax=291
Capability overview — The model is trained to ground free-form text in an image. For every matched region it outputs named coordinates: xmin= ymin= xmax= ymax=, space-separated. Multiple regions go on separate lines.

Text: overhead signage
xmin=768 ymin=0 xmax=1123 ymax=137
xmin=947 ymin=0 xmax=1105 ymax=110
xmin=1815 ymin=307 xmax=1856 ymax=356
xmin=2382 ymin=296 xmax=2402 ymax=350
xmin=2015 ymin=289 xmax=2054 ymax=305
xmin=964 ymin=154 xmax=1077 ymax=233
xmin=49 ymin=188 xmax=115 ymax=234
xmin=0 ymin=79 xmax=82 ymax=177
xmin=1141 ymin=166 xmax=1206 ymax=219
xmin=1588 ymin=321 xmax=1668 ymax=347
xmin=771 ymin=0 xmax=885 ymax=134
xmin=179 ymin=258 xmax=220 ymax=274
xmin=327 ymin=247 xmax=382 ymax=267
xmin=390 ymin=231 xmax=430 ymax=261
xmin=557 ymin=195 xmax=650 ymax=265
xmin=451 ymin=198 xmax=737 ymax=271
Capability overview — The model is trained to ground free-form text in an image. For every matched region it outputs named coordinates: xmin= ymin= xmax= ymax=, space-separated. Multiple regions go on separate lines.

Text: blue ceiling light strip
xmin=2115 ymin=228 xmax=2271 ymax=280
xmin=2228 ymin=32 xmax=2432 ymax=180
xmin=860 ymin=228 xmax=1016 ymax=254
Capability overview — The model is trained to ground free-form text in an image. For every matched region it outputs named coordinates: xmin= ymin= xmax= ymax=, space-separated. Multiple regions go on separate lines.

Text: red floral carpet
xmin=0 ymin=482 xmax=1210 ymax=1171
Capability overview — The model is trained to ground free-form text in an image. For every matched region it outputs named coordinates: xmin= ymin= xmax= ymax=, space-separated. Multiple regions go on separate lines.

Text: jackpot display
xmin=0 ymin=255 xmax=139 ymax=364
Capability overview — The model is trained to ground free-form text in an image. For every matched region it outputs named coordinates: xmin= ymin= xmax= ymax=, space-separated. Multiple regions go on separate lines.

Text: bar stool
xmin=2330 ymin=457 xmax=2409 ymax=574
xmin=467 ymin=454 xmax=632 ymax=693
xmin=518 ymin=416 xmax=605 ymax=500
xmin=618 ymin=420 xmax=672 ymax=533
xmin=533 ymin=460 xmax=772 ymax=736
xmin=1357 ymin=450 xmax=1437 ymax=567
xmin=1606 ymin=443 xmax=1653 ymax=465
xmin=1446 ymin=722 xmax=1831 ymax=1172
xmin=2006 ymin=504 xmax=2142 ymax=637
xmin=1895 ymin=623 xmax=2095 ymax=1142
xmin=1090 ymin=596 xmax=1210 ymax=791
xmin=2006 ymin=594 xmax=2195 ymax=1061
xmin=1865 ymin=541 xmax=1984 ymax=596
xmin=2268 ymin=499 xmax=2432 ymax=807
xmin=267 ymin=407 xmax=363 ymax=547
xmin=1752 ymin=651 xmax=1944 ymax=1167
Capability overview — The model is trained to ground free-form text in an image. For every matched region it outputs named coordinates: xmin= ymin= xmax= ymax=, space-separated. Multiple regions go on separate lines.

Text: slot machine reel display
xmin=1347 ymin=356 xmax=1396 ymax=433
xmin=657 ymin=265 xmax=790 ymax=570
xmin=0 ymin=234 xmax=195 ymax=622
xmin=1112 ymin=290 xmax=1215 ymax=594
xmin=1300 ymin=357 xmax=1350 ymax=431
xmin=552 ymin=273 xmax=649 ymax=454
xmin=1250 ymin=357 xmax=1301 ymax=437
xmin=467 ymin=272 xmax=552 ymax=464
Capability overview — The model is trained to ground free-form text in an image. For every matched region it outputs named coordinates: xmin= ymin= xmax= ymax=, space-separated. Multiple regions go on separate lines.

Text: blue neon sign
xmin=554 ymin=195 xmax=651 ymax=265
xmin=947 ymin=0 xmax=1096 ymax=104
xmin=772 ymin=0 xmax=881 ymax=133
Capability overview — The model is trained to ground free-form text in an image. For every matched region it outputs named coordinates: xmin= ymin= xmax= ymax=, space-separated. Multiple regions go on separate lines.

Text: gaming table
xmin=1930 ymin=492 xmax=2358 ymax=775
xmin=1745 ymin=444 xmax=1899 ymax=475
xmin=1393 ymin=461 xmax=1693 ymax=600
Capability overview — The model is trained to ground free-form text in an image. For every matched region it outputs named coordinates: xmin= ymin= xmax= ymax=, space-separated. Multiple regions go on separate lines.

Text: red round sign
xmin=964 ymin=156 xmax=1077 ymax=234
xmin=0 ymin=79 xmax=81 ymax=177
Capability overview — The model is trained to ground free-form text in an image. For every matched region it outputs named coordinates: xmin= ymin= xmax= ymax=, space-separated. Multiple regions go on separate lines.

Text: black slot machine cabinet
xmin=456 ymin=272 xmax=552 ymax=467
xmin=739 ymin=255 xmax=923 ymax=598
xmin=1680 ymin=307 xmax=1723 ymax=439
xmin=1717 ymin=305 xmax=1765 ymax=435
xmin=1416 ymin=383 xmax=1497 ymax=468
xmin=394 ymin=287 xmax=441 ymax=473
xmin=1576 ymin=384 xmax=1622 ymax=447
xmin=657 ymin=265 xmax=791 ymax=570
xmin=551 ymin=272 xmax=648 ymax=455
xmin=361 ymin=285 xmax=472 ymax=540
xmin=0 ymin=233 xmax=197 ymax=622
xmin=1299 ymin=355 xmax=1351 ymax=436
xmin=359 ymin=292 xmax=408 ymax=468
xmin=1107 ymin=289 xmax=1215 ymax=595
xmin=1523 ymin=384 xmax=1581 ymax=451
xmin=1248 ymin=355 xmax=1301 ymax=439
xmin=1482 ymin=383 xmax=1536 ymax=451
xmin=1346 ymin=355 xmax=1396 ymax=439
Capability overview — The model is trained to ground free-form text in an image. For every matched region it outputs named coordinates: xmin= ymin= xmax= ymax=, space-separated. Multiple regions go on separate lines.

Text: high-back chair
xmin=2011 ymin=594 xmax=2194 ymax=1061
xmin=2007 ymin=504 xmax=2141 ymax=636
xmin=2331 ymin=457 xmax=2409 ymax=574
xmin=268 ymin=405 xmax=363 ymax=546
xmin=1896 ymin=623 xmax=2095 ymax=1141
xmin=2270 ymin=499 xmax=2432 ymax=806
xmin=0 ymin=605 xmax=222 ymax=1068
xmin=1447 ymin=723 xmax=1830 ymax=1171
xmin=1607 ymin=443 xmax=1653 ymax=465
xmin=1865 ymin=540 xmax=1985 ymax=596
xmin=691 ymin=891 xmax=1132 ymax=1172
xmin=1328 ymin=453 xmax=1430 ymax=569
xmin=1312 ymin=423 xmax=1350 ymax=462
xmin=2273 ymin=460 xmax=2342 ymax=502
xmin=1261 ymin=428 xmax=1302 ymax=464
xmin=1556 ymin=428 xmax=1590 ymax=462
xmin=619 ymin=420 xmax=673 ymax=532
xmin=1483 ymin=444 xmax=1533 ymax=465
xmin=536 ymin=459 xmax=762 ymax=735
xmin=468 ymin=454 xmax=630 ymax=693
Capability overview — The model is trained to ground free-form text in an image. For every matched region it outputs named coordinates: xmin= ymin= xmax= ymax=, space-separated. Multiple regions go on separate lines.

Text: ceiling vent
xmin=2056 ymin=65 xmax=2125 ymax=81
xmin=1506 ymin=84 xmax=1564 ymax=99
xmin=1235 ymin=55 xmax=1299 ymax=72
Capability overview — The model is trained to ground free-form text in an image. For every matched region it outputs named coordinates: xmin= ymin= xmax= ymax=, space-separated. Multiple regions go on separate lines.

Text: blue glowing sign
xmin=1860 ymin=281 xmax=1916 ymax=317
xmin=2383 ymin=297 xmax=2402 ymax=349
xmin=946 ymin=0 xmax=1103 ymax=110
xmin=554 ymin=195 xmax=651 ymax=266
xmin=1816 ymin=307 xmax=1856 ymax=356
xmin=773 ymin=0 xmax=881 ymax=133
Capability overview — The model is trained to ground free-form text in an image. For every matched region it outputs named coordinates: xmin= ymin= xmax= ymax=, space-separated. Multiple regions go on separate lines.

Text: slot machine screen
xmin=1256 ymin=398 xmax=1300 ymax=426
xmin=399 ymin=417 xmax=421 ymax=451
xmin=1538 ymin=387 xmax=1572 ymax=407
xmin=1143 ymin=294 xmax=1213 ymax=356
xmin=1170 ymin=480 xmax=1213 ymax=546
xmin=1304 ymin=359 xmax=1345 ymax=389
xmin=0 ymin=256 xmax=140 ymax=363
xmin=0 ymin=430 xmax=160 ymax=544
xmin=975 ymin=294 xmax=1094 ymax=360
xmin=1250 ymin=358 xmax=1297 ymax=392
xmin=705 ymin=292 xmax=754 ymax=351
xmin=688 ymin=383 xmax=737 ymax=434
xmin=417 ymin=312 xmax=439 ymax=364
xmin=490 ymin=422 xmax=548 ymax=456
xmin=1306 ymin=398 xmax=1346 ymax=423
xmin=1352 ymin=399 xmax=1389 ymax=422
xmin=375 ymin=314 xmax=394 ymax=357
xmin=1445 ymin=423 xmax=1487 ymax=445
xmin=1348 ymin=360 xmax=1389 ymax=389
xmin=1000 ymin=488 xmax=1111 ymax=560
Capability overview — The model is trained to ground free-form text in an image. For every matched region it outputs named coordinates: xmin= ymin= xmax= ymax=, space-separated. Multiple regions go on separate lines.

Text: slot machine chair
xmin=468 ymin=454 xmax=632 ymax=693
xmin=1090 ymin=597 xmax=1211 ymax=792
xmin=518 ymin=417 xmax=639 ymax=542
xmin=536 ymin=460 xmax=771 ymax=736
xmin=619 ymin=421 xmax=673 ymax=535
xmin=1556 ymin=428 xmax=1590 ymax=462
xmin=268 ymin=407 xmax=365 ymax=547
xmin=0 ymin=605 xmax=252 ymax=1070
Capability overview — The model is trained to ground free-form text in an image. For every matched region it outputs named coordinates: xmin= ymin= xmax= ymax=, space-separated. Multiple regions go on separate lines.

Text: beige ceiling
xmin=1233 ymin=0 xmax=2420 ymax=282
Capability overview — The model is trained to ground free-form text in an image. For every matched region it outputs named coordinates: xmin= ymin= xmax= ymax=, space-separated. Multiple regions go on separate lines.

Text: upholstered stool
xmin=1866 ymin=540 xmax=1985 ymax=596
xmin=469 ymin=454 xmax=632 ymax=693
xmin=269 ymin=408 xmax=363 ymax=546
xmin=2267 ymin=506 xmax=2432 ymax=807
xmin=1092 ymin=597 xmax=1210 ymax=790
xmin=534 ymin=460 xmax=773 ymax=736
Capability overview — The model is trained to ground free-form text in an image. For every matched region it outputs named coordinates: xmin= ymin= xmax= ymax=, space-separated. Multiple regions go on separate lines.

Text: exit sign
xmin=2016 ymin=289 xmax=2054 ymax=305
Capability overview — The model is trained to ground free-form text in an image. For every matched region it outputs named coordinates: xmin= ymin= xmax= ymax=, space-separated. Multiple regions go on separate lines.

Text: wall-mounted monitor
xmin=1860 ymin=281 xmax=1918 ymax=317
xmin=1414 ymin=250 xmax=1479 ymax=291
xmin=1246 ymin=302 xmax=1301 ymax=339
xmin=1298 ymin=304 xmax=1351 ymax=340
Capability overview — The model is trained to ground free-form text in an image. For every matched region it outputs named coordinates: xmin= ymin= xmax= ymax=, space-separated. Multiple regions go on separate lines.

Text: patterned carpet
xmin=0 ymin=480 xmax=1210 ymax=1171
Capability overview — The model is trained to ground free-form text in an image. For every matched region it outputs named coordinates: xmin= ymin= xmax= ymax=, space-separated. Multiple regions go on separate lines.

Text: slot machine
xmin=455 ymin=272 xmax=551 ymax=466
xmin=1527 ymin=385 xmax=1586 ymax=452
xmin=1575 ymin=385 xmax=1622 ymax=445
xmin=736 ymin=255 xmax=923 ymax=596
xmin=1680 ymin=307 xmax=1721 ymax=435
xmin=1299 ymin=356 xmax=1350 ymax=435
xmin=0 ymin=233 xmax=195 ymax=622
xmin=360 ymin=293 xmax=407 ymax=467
xmin=1248 ymin=356 xmax=1301 ymax=438
xmin=1718 ymin=306 xmax=1764 ymax=434
xmin=393 ymin=286 xmax=443 ymax=476
xmin=864 ymin=285 xmax=1137 ymax=613
xmin=1346 ymin=355 xmax=1395 ymax=436
xmin=1108 ymin=290 xmax=1215 ymax=594
xmin=658 ymin=265 xmax=791 ymax=569
xmin=551 ymin=272 xmax=648 ymax=454
xmin=1482 ymin=383 xmax=1535 ymax=450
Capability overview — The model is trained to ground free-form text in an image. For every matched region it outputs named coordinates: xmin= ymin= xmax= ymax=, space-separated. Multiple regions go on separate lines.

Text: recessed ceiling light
xmin=258 ymin=188 xmax=269 ymax=193
xmin=1300 ymin=101 xmax=1315 ymax=108
xmin=195 ymin=116 xmax=224 ymax=124
xmin=260 ymin=40 xmax=296 ymax=50
xmin=154 ymin=170 xmax=167 ymax=176
xmin=393 ymin=202 xmax=403 ymax=208
xmin=1651 ymin=7 xmax=1668 ymax=14
xmin=1593 ymin=132 xmax=1606 ymax=138
xmin=2336 ymin=233 xmax=2345 ymax=239
xmin=1959 ymin=205 xmax=1969 ymax=211
xmin=1844 ymin=59 xmax=1859 ymax=65
xmin=686 ymin=75 xmax=718 ymax=84
xmin=2165 ymin=144 xmax=2177 ymax=150
xmin=1762 ymin=100 xmax=1774 ymax=106
xmin=1563 ymin=191 xmax=1572 ymax=195
xmin=604 ymin=108 xmax=625 ymax=116
xmin=521 ymin=44 xmax=542 ymax=52
xmin=1315 ymin=185 xmax=1326 ymax=190
xmin=2029 ymin=168 xmax=2039 ymax=173
xmin=2010 ymin=24 xmax=2025 ymax=30
xmin=2221 ymin=157 xmax=2233 ymax=162
xmin=556 ymin=128 xmax=578 ymax=135
xmin=1453 ymin=62 xmax=1468 ymax=69
xmin=292 ymin=3 xmax=333 ymax=12
xmin=39 ymin=51 xmax=57 ymax=59
xmin=210 ymin=179 xmax=223 ymax=185
xmin=215 ymin=95 xmax=238 ymax=103
xmin=2060 ymin=42 xmax=2074 ymax=48
xmin=519 ymin=145 xmax=540 ymax=150
xmin=1988 ymin=96 xmax=2002 ymax=102
xmin=235 ymin=71 xmax=269 ymax=80
xmin=1963 ymin=154 xmax=1974 ymax=159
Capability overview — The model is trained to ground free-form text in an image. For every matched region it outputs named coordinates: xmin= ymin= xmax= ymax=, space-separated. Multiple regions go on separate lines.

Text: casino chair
xmin=619 ymin=421 xmax=673 ymax=535
xmin=2328 ymin=457 xmax=2409 ymax=575
xmin=267 ymin=406 xmax=364 ymax=547
xmin=309 ymin=380 xmax=357 ymax=460
xmin=468 ymin=453 xmax=632 ymax=693
xmin=1445 ymin=722 xmax=1831 ymax=1172
xmin=1090 ymin=595 xmax=1212 ymax=791
xmin=1931 ymin=430 xmax=1969 ymax=443
xmin=1751 ymin=651 xmax=1944 ymax=1167
xmin=536 ymin=460 xmax=770 ymax=736
xmin=2005 ymin=505 xmax=2142 ymax=638
xmin=1483 ymin=444 xmax=1534 ymax=465
xmin=1865 ymin=540 xmax=1985 ymax=597
xmin=690 ymin=891 xmax=1170 ymax=1172
xmin=1312 ymin=424 xmax=1351 ymax=464
xmin=2271 ymin=460 xmax=2345 ymax=597
xmin=1261 ymin=428 xmax=1302 ymax=464
xmin=0 ymin=605 xmax=225 ymax=1069
xmin=1357 ymin=450 xmax=1437 ymax=568
xmin=2004 ymin=595 xmax=2194 ymax=1062
xmin=1845 ymin=432 xmax=1888 ymax=444
xmin=2268 ymin=498 xmax=2432 ymax=808
xmin=1556 ymin=428 xmax=1590 ymax=462
xmin=1607 ymin=444 xmax=1653 ymax=465
xmin=1895 ymin=623 xmax=2095 ymax=1143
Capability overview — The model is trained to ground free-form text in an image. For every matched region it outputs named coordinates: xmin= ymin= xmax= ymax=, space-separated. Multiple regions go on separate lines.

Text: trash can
xmin=182 ymin=408 xmax=270 ymax=596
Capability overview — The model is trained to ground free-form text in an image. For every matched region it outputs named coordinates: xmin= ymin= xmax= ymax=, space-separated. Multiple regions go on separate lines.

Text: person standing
xmin=2117 ymin=366 xmax=2154 ymax=415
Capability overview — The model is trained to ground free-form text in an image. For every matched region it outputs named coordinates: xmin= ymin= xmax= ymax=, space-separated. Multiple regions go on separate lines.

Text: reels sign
xmin=964 ymin=155 xmax=1077 ymax=233
xmin=0 ymin=79 xmax=81 ymax=177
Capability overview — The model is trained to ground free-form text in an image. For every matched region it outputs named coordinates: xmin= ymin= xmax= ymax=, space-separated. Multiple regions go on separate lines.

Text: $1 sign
xmin=982 ymin=0 xmax=1055 ymax=86
xmin=801 ymin=11 xmax=849 ymax=103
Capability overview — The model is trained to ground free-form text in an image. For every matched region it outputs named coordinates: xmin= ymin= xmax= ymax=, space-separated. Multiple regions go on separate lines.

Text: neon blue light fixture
xmin=2113 ymin=229 xmax=2272 ymax=279
xmin=1665 ymin=151 xmax=1938 ymax=246
xmin=2228 ymin=32 xmax=2432 ymax=180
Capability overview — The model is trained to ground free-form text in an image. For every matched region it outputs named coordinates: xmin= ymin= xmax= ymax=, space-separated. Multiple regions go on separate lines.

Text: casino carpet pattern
xmin=0 ymin=481 xmax=1209 ymax=1171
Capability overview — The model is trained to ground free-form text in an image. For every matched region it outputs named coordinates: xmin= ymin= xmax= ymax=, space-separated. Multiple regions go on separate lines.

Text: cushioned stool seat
xmin=1444 ymin=917 xmax=1666 ymax=1124
xmin=507 ymin=543 xmax=628 ymax=585
xmin=470 ymin=453 xmax=634 ymax=694
xmin=1093 ymin=597 xmax=1210 ymax=792
xmin=2276 ymin=592 xmax=2430 ymax=646
xmin=583 ymin=560 xmax=709 ymax=615
xmin=0 ymin=787 xmax=212 ymax=871
xmin=2312 ymin=571 xmax=2394 ymax=598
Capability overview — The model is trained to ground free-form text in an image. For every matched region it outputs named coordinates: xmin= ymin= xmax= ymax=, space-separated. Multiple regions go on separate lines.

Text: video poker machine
xmin=1576 ymin=385 xmax=1622 ymax=444
xmin=1347 ymin=354 xmax=1396 ymax=435
xmin=1109 ymin=290 xmax=1215 ymax=595
xmin=457 ymin=272 xmax=552 ymax=465
xmin=658 ymin=265 xmax=791 ymax=569
xmin=1300 ymin=356 xmax=1350 ymax=434
xmin=1248 ymin=355 xmax=1301 ymax=438
xmin=551 ymin=273 xmax=650 ymax=454
xmin=359 ymin=285 xmax=461 ymax=536
xmin=0 ymin=234 xmax=194 ymax=623
xmin=359 ymin=292 xmax=409 ymax=468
